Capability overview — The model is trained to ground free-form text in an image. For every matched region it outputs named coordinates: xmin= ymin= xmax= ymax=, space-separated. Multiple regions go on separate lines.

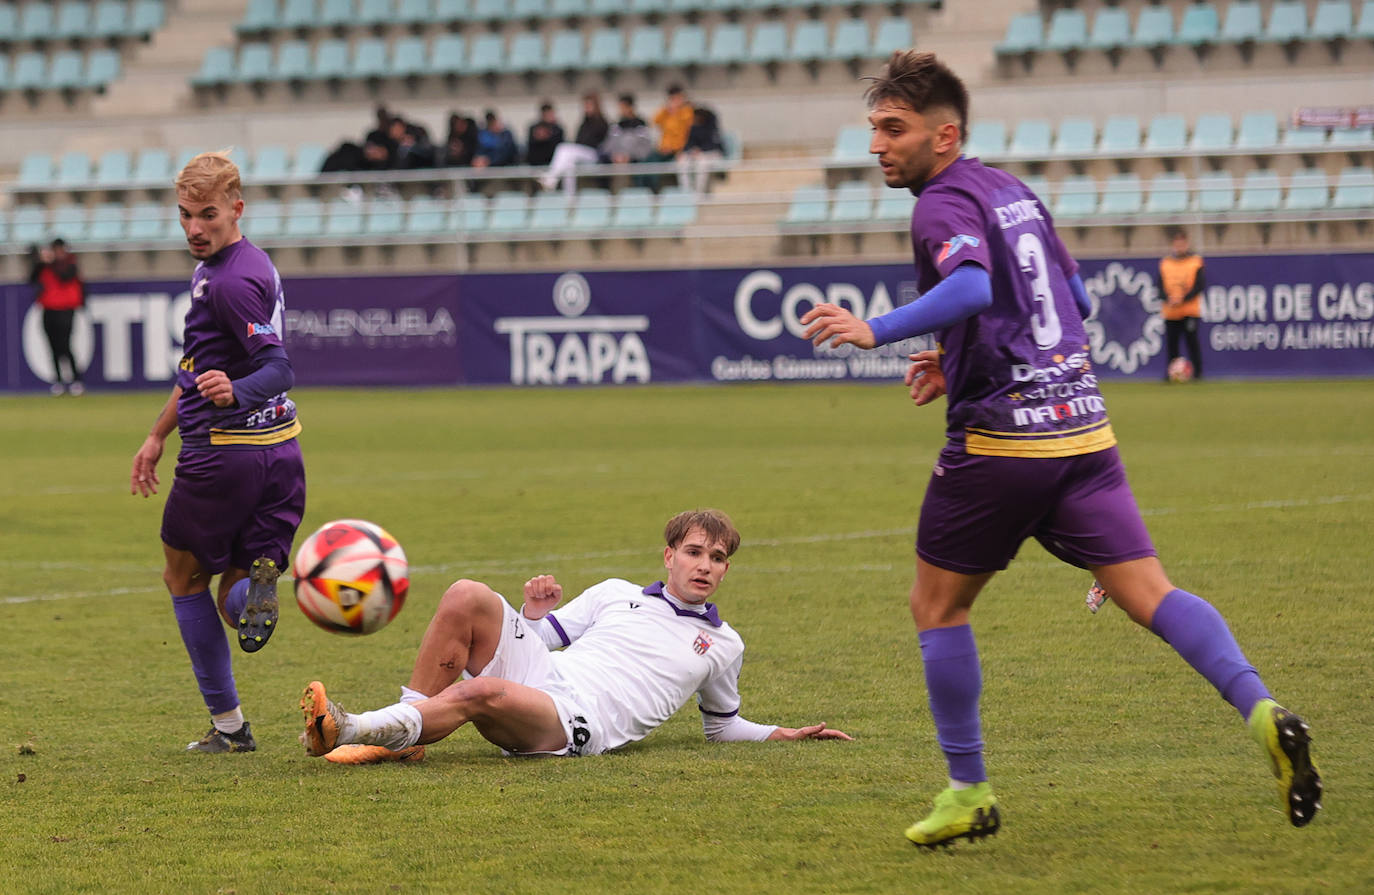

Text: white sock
xmin=949 ymin=778 xmax=975 ymax=791
xmin=212 ymin=707 xmax=245 ymax=734
xmin=345 ymin=703 xmax=423 ymax=750
xmin=399 ymin=685 xmax=427 ymax=705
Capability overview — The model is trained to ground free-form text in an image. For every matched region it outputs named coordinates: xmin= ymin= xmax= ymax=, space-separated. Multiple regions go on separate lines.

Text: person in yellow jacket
xmin=1158 ymin=230 xmax=1206 ymax=380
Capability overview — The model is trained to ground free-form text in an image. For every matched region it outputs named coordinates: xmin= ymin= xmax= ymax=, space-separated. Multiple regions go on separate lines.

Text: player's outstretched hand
xmin=194 ymin=369 xmax=236 ymax=408
xmin=905 ymin=350 xmax=946 ymax=407
xmin=767 ymin=723 xmax=854 ymax=742
xmin=522 ymin=575 xmax=563 ymax=620
xmin=130 ymin=436 xmax=163 ymax=497
xmin=799 ymin=303 xmax=876 ymax=350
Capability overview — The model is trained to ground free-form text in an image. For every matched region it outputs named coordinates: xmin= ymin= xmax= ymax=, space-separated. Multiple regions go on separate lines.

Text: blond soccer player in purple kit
xmin=130 ymin=151 xmax=305 ymax=753
xmin=801 ymin=52 xmax=1320 ymax=847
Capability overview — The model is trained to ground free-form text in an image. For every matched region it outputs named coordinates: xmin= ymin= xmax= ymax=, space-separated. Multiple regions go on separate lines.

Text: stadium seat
xmin=528 ymin=193 xmax=571 ymax=232
xmin=11 ymin=206 xmax=49 ymax=245
xmin=830 ymin=125 xmax=869 ymax=162
xmin=284 ymin=196 xmax=324 ymax=237
xmin=627 ymin=26 xmax=667 ymax=68
xmin=1220 ymin=0 xmax=1262 ymax=43
xmin=356 ymin=0 xmax=391 ymax=27
xmin=586 ymin=28 xmax=626 ymax=70
xmin=629 ymin=0 xmax=668 ymax=14
xmin=55 ymin=2 xmax=94 ymax=41
xmin=49 ymin=205 xmax=90 ymax=243
xmin=464 ymin=33 xmax=505 ymax=76
xmin=1087 ymin=6 xmax=1131 ymax=51
xmin=706 ymin=23 xmax=748 ymax=66
xmin=1331 ymin=167 xmax=1374 ymax=209
xmin=1358 ymin=0 xmax=1374 ymax=38
xmin=790 ymin=19 xmax=829 ymax=63
xmin=1195 ymin=171 xmax=1236 ymax=213
xmin=1235 ymin=112 xmax=1280 ymax=151
xmin=279 ymin=0 xmax=317 ymax=31
xmin=20 ymin=3 xmax=57 ymax=43
xmin=1098 ymin=115 xmax=1141 ymax=154
xmin=1008 ymin=119 xmax=1052 ymax=158
xmin=18 ymin=153 xmax=56 ymax=188
xmin=90 ymin=0 xmax=126 ymax=39
xmin=1144 ymin=171 xmax=1190 ymax=214
xmin=193 ymin=46 xmax=236 ymax=87
xmin=1329 ymin=126 xmax=1374 ymax=148
xmin=352 ymin=39 xmax=390 ymax=79
xmin=486 ymin=191 xmax=531 ymax=232
xmin=570 ymin=189 xmax=613 ymax=231
xmin=829 ymin=18 xmax=869 ymax=61
xmin=587 ymin=0 xmax=624 ymax=17
xmin=0 ymin=7 xmax=17 ymax=42
xmin=364 ymin=197 xmax=406 ymax=236
xmin=655 ymin=188 xmax=698 ymax=228
xmin=784 ymin=184 xmax=829 ymax=226
xmin=290 ymin=143 xmax=327 ymax=178
xmin=1144 ymin=115 xmax=1188 ymax=153
xmin=127 ymin=201 xmax=174 ymax=241
xmin=56 ymin=151 xmax=93 ymax=186
xmin=1132 ymin=5 xmax=1176 ymax=48
xmin=1044 ymin=9 xmax=1088 ymax=52
xmin=511 ymin=0 xmax=548 ymax=19
xmin=128 ymin=0 xmax=164 ymax=38
xmin=88 ymin=203 xmax=127 ymax=243
xmin=549 ymin=0 xmax=588 ymax=16
xmin=433 ymin=0 xmax=471 ymax=25
xmin=1190 ymin=114 xmax=1234 ymax=153
xmin=872 ymin=17 xmax=912 ymax=57
xmin=12 ymin=52 xmax=49 ymax=91
xmin=749 ymin=21 xmax=789 ymax=65
xmin=311 ymin=39 xmax=351 ymax=81
xmin=1099 ymin=173 xmax=1143 ymax=215
xmin=875 ymin=189 xmax=914 ymax=221
xmin=612 ymin=188 xmax=656 ymax=230
xmin=1021 ymin=175 xmax=1049 ymax=207
xmin=1054 ymin=176 xmax=1097 ymax=219
xmin=1310 ymin=0 xmax=1353 ymax=39
xmin=245 ymin=198 xmax=284 ymax=239
xmin=84 ymin=48 xmax=120 ymax=88
xmin=829 ymin=181 xmax=872 ymax=222
xmin=49 ymin=50 xmax=87 ymax=91
xmin=1053 ymin=117 xmax=1096 ymax=157
xmin=1282 ymin=124 xmax=1328 ymax=149
xmin=1264 ymin=0 xmax=1309 ymax=42
xmin=505 ymin=32 xmax=546 ymax=76
xmin=394 ymin=0 xmax=432 ymax=27
xmin=666 ymin=25 xmax=707 ymax=67
xmin=325 ymin=197 xmax=366 ymax=238
xmin=94 ymin=149 xmax=133 ymax=186
xmin=237 ymin=0 xmax=280 ymax=34
xmin=1282 ymin=168 xmax=1330 ymax=210
xmin=1178 ymin=2 xmax=1220 ymax=45
xmin=133 ymin=147 xmax=172 ymax=186
xmin=390 ymin=36 xmax=429 ymax=78
xmin=268 ymin=40 xmax=309 ymax=82
xmin=544 ymin=30 xmax=584 ymax=71
xmin=1237 ymin=169 xmax=1282 ymax=211
xmin=997 ymin=13 xmax=1044 ymax=55
xmin=468 ymin=0 xmax=505 ymax=21
xmin=964 ymin=119 xmax=1007 ymax=158
xmin=248 ymin=145 xmax=290 ymax=181
xmin=411 ymin=194 xmax=458 ymax=234
xmin=235 ymin=43 xmax=275 ymax=84
xmin=429 ymin=33 xmax=466 ymax=76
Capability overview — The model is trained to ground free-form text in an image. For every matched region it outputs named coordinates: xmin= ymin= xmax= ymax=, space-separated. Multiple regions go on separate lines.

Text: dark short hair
xmin=483 ymin=109 xmax=497 ymax=122
xmin=666 ymin=83 xmax=684 ymax=96
xmin=51 ymin=238 xmax=67 ymax=248
xmin=865 ymin=50 xmax=969 ymax=141
xmin=618 ymin=93 xmax=635 ymax=106
xmin=664 ymin=509 xmax=741 ymax=557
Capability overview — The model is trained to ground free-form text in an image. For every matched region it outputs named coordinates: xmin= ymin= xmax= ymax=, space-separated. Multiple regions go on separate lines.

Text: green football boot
xmin=905 ymin=782 xmax=1001 ymax=848
xmin=1248 ymin=698 xmax=1322 ymax=827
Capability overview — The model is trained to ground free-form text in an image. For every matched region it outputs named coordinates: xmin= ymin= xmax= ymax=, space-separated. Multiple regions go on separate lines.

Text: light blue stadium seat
xmin=1264 ymin=0 xmax=1308 ymax=42
xmin=55 ymin=2 xmax=94 ymax=40
xmin=1283 ymin=168 xmax=1330 ymax=210
xmin=1195 ymin=171 xmax=1236 ymax=213
xmin=998 ymin=13 xmax=1043 ymax=55
xmin=586 ymin=28 xmax=626 ymax=69
xmin=394 ymin=0 xmax=431 ymax=26
xmin=1008 ymin=119 xmax=1052 ymax=158
xmin=1017 ymin=173 xmax=1046 ymax=205
xmin=1099 ymin=172 xmax=1143 ymax=215
xmin=829 ymin=181 xmax=872 ymax=222
xmin=269 ymin=40 xmax=309 ymax=81
xmin=193 ymin=46 xmax=236 ymax=86
xmin=127 ymin=0 xmax=163 ymax=37
xmin=612 ymin=188 xmax=656 ymax=230
xmin=790 ymin=19 xmax=828 ymax=62
xmin=390 ymin=36 xmax=428 ymax=78
xmin=528 ymin=193 xmax=571 ymax=232
xmin=413 ymin=195 xmax=459 ymax=234
xmin=235 ymin=43 xmax=275 ymax=83
xmin=1358 ymin=0 xmax=1374 ymax=37
xmin=50 ymin=205 xmax=90 ymax=243
xmin=570 ymin=189 xmax=613 ymax=230
xmin=655 ymin=188 xmax=698 ymax=227
xmin=1054 ymin=175 xmax=1097 ymax=218
xmin=94 ymin=149 xmax=133 ymax=186
xmin=284 ymin=197 xmax=324 ymax=237
xmin=246 ymin=198 xmax=284 ymax=240
xmin=1087 ymin=6 xmax=1131 ymax=50
xmin=1178 ymin=2 xmax=1219 ymax=45
xmin=464 ymin=33 xmax=505 ymax=75
xmin=248 ymin=145 xmax=290 ymax=181
xmin=20 ymin=3 xmax=57 ymax=42
xmin=510 ymin=0 xmax=547 ymax=20
xmin=829 ymin=18 xmax=869 ymax=60
xmin=356 ymin=0 xmax=391 ymax=28
xmin=88 ymin=203 xmax=127 ymax=243
xmin=1190 ymin=113 xmax=1234 ymax=152
xmin=549 ymin=0 xmax=588 ymax=16
xmin=90 ymin=0 xmax=126 ymax=39
xmin=667 ymin=24 xmax=707 ymax=66
xmin=133 ymin=148 xmax=171 ymax=186
xmin=49 ymin=51 xmax=86 ymax=90
xmin=13 ymin=52 xmax=49 ymax=91
xmin=707 ymin=22 xmax=748 ymax=65
xmin=0 ymin=52 xmax=10 ymax=91
xmin=964 ymin=119 xmax=1006 ymax=158
xmin=1144 ymin=114 xmax=1188 ymax=153
xmin=505 ymin=31 xmax=545 ymax=75
xmin=784 ymin=184 xmax=829 ymax=226
xmin=1282 ymin=123 xmax=1328 ymax=149
xmin=429 ymin=33 xmax=466 ymax=76
xmin=325 ymin=197 xmax=366 ymax=237
xmin=84 ymin=47 xmax=120 ymax=88
xmin=1145 ymin=171 xmax=1190 ymax=214
xmin=1237 ymin=169 xmax=1282 ymax=211
xmin=1331 ymin=166 xmax=1374 ymax=209
xmin=629 ymin=0 xmax=669 ymax=14
xmin=1132 ymin=5 xmax=1175 ymax=47
xmin=1220 ymin=0 xmax=1262 ymax=43
xmin=1310 ymin=0 xmax=1353 ymax=39
xmin=588 ymin=0 xmax=623 ymax=17
xmin=873 ymin=17 xmax=912 ymax=56
xmin=1329 ymin=126 xmax=1374 ymax=147
xmin=433 ymin=0 xmax=470 ymax=24
xmin=1053 ymin=117 xmax=1096 ymax=157
xmin=127 ymin=201 xmax=173 ymax=241
xmin=469 ymin=0 xmax=505 ymax=21
xmin=18 ymin=153 xmax=56 ymax=188
xmin=1235 ymin=112 xmax=1279 ymax=151
xmin=830 ymin=125 xmax=870 ymax=161
xmin=365 ymin=197 xmax=406 ymax=236
xmin=875 ymin=189 xmax=915 ymax=221
xmin=11 ymin=206 xmax=50 ymax=245
xmin=545 ymin=29 xmax=584 ymax=70
xmin=279 ymin=0 xmax=316 ymax=31
xmin=486 ymin=191 xmax=531 ymax=232
xmin=56 ymin=151 xmax=92 ymax=186
xmin=749 ymin=21 xmax=788 ymax=64
xmin=311 ymin=39 xmax=351 ymax=81
xmin=317 ymin=0 xmax=355 ymax=30
xmin=1044 ymin=9 xmax=1088 ymax=51
xmin=627 ymin=26 xmax=666 ymax=67
xmin=290 ymin=143 xmax=326 ymax=178
xmin=1098 ymin=115 xmax=1141 ymax=154
xmin=237 ymin=0 xmax=280 ymax=33
xmin=0 ymin=7 xmax=17 ymax=40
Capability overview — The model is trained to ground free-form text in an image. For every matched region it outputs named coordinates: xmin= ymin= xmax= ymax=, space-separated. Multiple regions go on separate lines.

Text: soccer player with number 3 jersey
xmin=800 ymin=51 xmax=1320 ymax=848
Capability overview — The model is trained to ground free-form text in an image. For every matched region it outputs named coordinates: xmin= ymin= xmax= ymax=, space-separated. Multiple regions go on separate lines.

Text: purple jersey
xmin=911 ymin=156 xmax=1114 ymax=458
xmin=176 ymin=238 xmax=300 ymax=452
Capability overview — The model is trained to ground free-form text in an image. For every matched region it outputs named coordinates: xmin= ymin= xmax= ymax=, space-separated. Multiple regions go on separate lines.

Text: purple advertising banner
xmin=2 ymin=253 xmax=1371 ymax=392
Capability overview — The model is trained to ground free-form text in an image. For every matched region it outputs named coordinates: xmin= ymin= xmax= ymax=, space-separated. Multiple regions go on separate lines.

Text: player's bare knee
xmin=434 ymin=579 xmax=498 ymax=625
xmin=434 ymin=677 xmax=504 ymax=720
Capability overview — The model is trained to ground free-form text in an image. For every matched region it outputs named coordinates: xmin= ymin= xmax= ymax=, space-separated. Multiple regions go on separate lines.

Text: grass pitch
xmin=2 ymin=379 xmax=1372 ymax=894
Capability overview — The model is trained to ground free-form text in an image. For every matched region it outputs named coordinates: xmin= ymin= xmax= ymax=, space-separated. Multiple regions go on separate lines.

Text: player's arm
xmin=519 ymin=576 xmax=608 ymax=650
xmin=800 ymin=262 xmax=993 ymax=349
xmin=1067 ymin=273 xmax=1093 ymax=320
xmin=1185 ymin=264 xmax=1206 ymax=301
xmin=905 ymin=349 xmax=946 ymax=407
xmin=194 ymin=345 xmax=293 ymax=410
xmin=131 ymin=385 xmax=181 ymax=497
xmin=699 ymin=655 xmax=852 ymax=743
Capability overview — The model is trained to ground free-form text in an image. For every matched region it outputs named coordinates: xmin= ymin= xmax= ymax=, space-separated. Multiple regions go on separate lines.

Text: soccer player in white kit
xmin=301 ymin=509 xmax=851 ymax=763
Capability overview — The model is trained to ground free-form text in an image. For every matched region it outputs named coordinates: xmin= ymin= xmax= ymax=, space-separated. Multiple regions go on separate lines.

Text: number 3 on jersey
xmin=1016 ymin=231 xmax=1062 ymax=350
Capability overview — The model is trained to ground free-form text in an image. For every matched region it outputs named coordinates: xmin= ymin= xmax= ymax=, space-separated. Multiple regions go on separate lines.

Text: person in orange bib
xmin=1158 ymin=230 xmax=1206 ymax=380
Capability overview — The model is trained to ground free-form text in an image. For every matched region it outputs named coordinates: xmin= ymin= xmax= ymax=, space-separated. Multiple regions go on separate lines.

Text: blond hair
xmin=175 ymin=150 xmax=241 ymax=203
xmin=664 ymin=509 xmax=741 ymax=557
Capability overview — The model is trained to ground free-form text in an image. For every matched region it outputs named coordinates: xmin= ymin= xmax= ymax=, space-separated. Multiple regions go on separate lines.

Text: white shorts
xmin=470 ymin=597 xmax=606 ymax=756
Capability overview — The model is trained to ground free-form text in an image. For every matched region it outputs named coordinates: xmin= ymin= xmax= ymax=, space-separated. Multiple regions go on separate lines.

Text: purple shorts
xmin=161 ymin=440 xmax=306 ymax=575
xmin=916 ymin=444 xmax=1156 ymax=575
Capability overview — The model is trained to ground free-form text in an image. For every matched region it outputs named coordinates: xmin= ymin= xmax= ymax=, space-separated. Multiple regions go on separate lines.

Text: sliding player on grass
xmin=800 ymin=51 xmax=1320 ymax=847
xmin=300 ymin=509 xmax=851 ymax=763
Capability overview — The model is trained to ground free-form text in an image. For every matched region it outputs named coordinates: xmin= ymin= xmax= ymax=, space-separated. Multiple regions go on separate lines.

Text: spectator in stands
xmin=601 ymin=93 xmax=653 ymax=165
xmin=639 ymin=84 xmax=695 ymax=190
xmin=538 ymin=93 xmax=610 ymax=196
xmin=1157 ymin=229 xmax=1206 ymax=380
xmin=441 ymin=112 xmax=479 ymax=168
xmin=525 ymin=102 xmax=566 ymax=168
xmin=388 ymin=116 xmax=436 ymax=170
xmin=320 ymin=105 xmax=396 ymax=173
xmin=474 ymin=110 xmax=519 ymax=168
xmin=30 ymin=238 xmax=86 ymax=396
xmin=675 ymin=106 xmax=725 ymax=196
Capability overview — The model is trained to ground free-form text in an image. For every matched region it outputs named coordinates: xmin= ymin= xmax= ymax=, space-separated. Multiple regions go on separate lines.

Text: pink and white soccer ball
xmin=294 ymin=519 xmax=409 ymax=635
xmin=1167 ymin=357 xmax=1195 ymax=382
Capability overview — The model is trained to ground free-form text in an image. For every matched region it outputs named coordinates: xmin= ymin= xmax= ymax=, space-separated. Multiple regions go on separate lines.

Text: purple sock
xmin=224 ymin=578 xmax=250 ymax=621
xmin=918 ymin=624 xmax=986 ymax=783
xmin=172 ymin=590 xmax=239 ymax=715
xmin=1150 ymin=589 xmax=1270 ymax=719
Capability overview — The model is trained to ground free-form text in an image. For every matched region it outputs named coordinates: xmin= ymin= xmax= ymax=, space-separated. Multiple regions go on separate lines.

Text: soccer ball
xmin=1167 ymin=357 xmax=1194 ymax=382
xmin=294 ymin=519 xmax=409 ymax=635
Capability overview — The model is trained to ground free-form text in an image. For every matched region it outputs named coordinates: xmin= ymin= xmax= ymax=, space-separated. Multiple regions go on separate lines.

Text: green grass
xmin=2 ymin=379 xmax=1372 ymax=894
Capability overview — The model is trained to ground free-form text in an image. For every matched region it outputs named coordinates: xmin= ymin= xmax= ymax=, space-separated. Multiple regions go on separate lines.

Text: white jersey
xmin=525 ymin=578 xmax=751 ymax=752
